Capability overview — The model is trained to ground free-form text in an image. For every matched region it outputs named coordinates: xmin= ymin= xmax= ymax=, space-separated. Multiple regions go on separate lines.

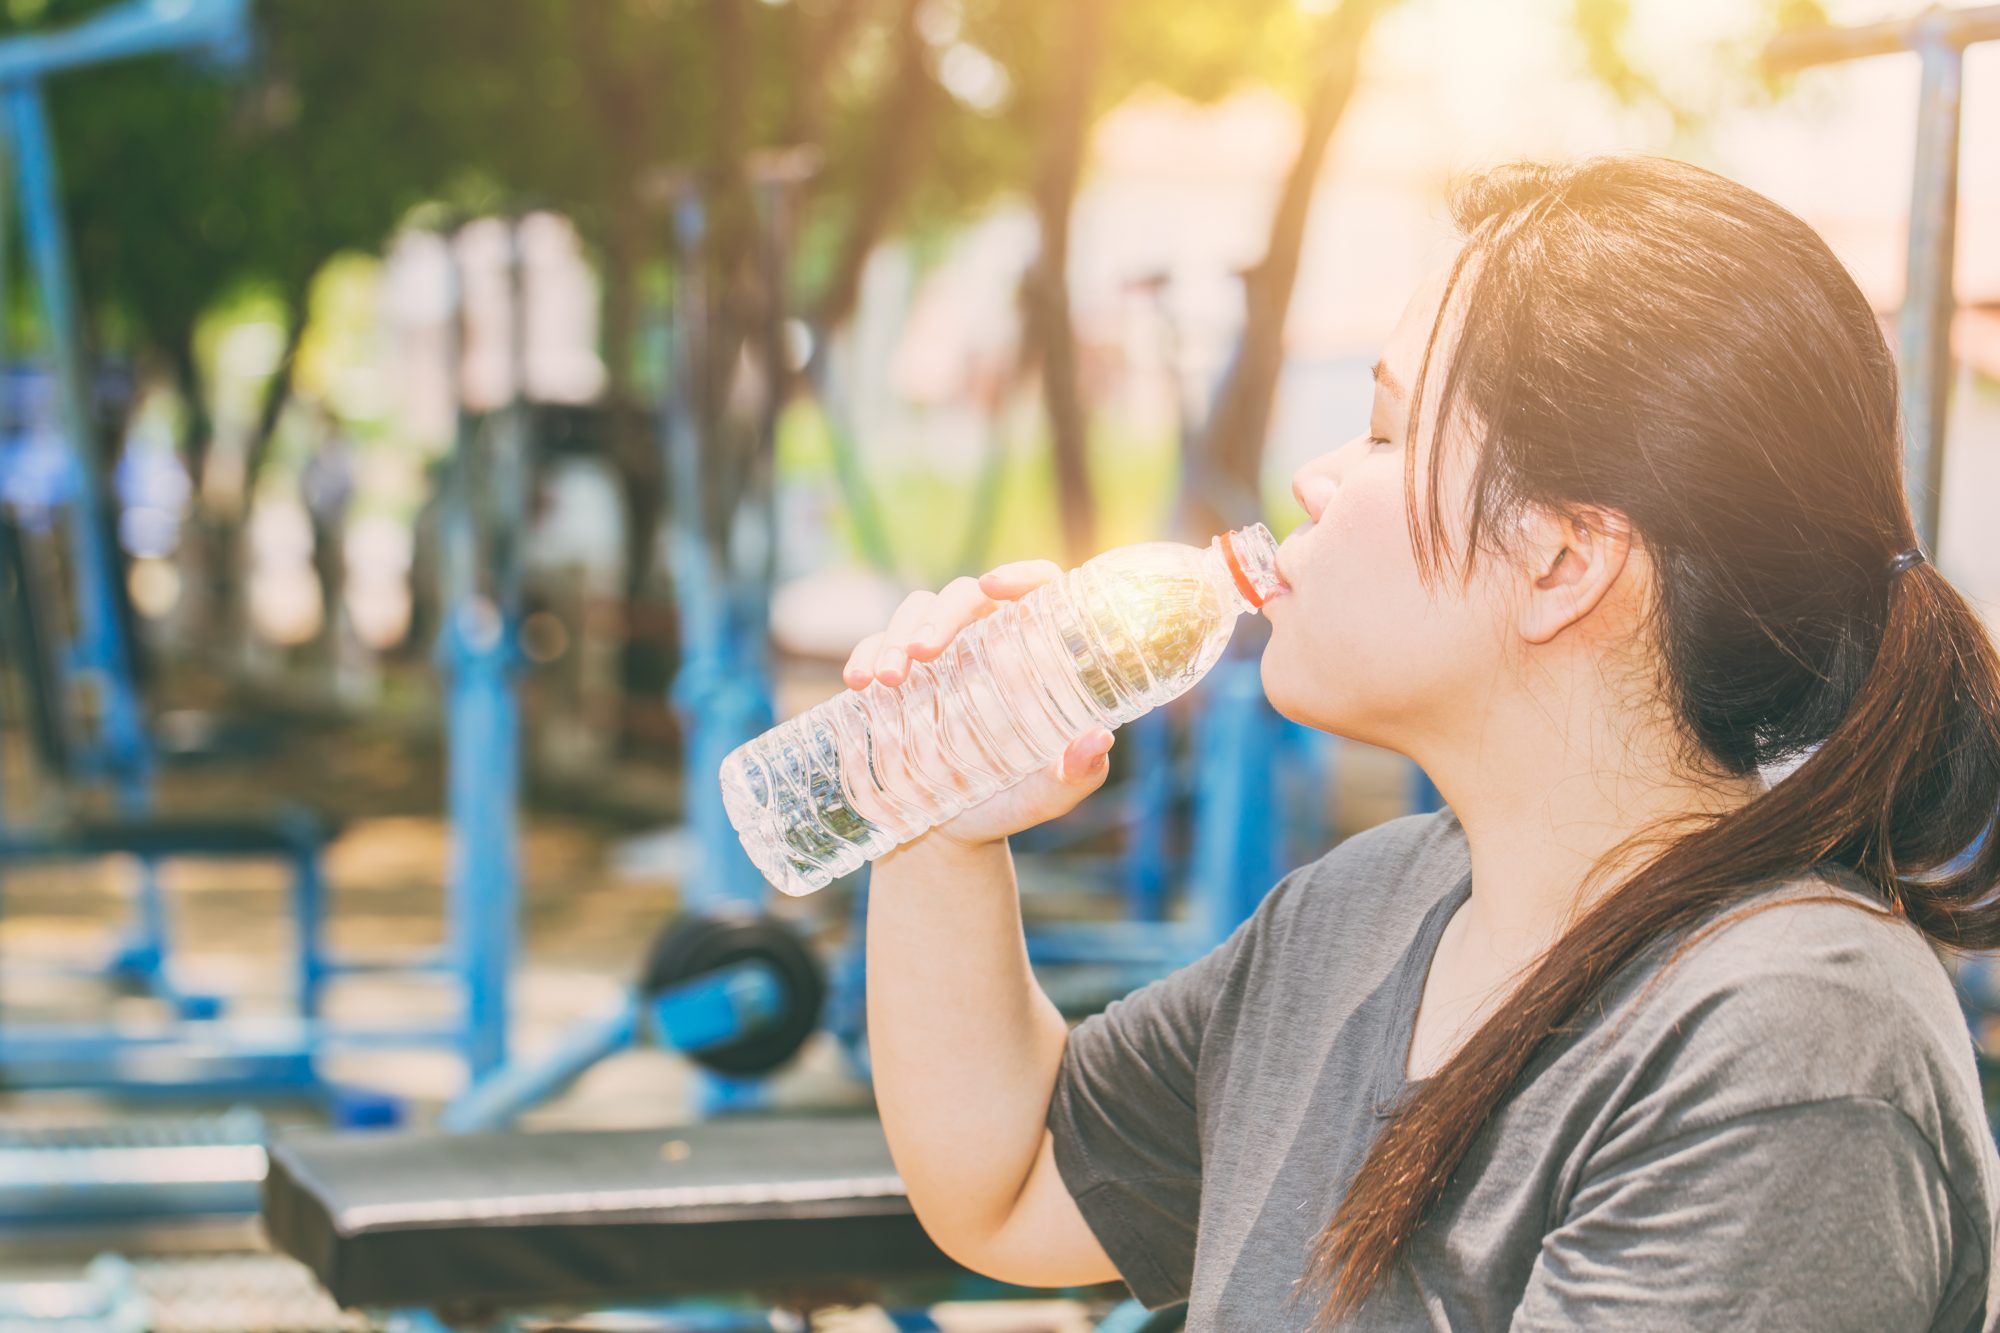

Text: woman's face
xmin=1262 ymin=257 xmax=1515 ymax=752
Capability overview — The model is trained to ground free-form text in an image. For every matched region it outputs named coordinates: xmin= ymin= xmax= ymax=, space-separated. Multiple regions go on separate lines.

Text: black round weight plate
xmin=640 ymin=913 xmax=825 ymax=1077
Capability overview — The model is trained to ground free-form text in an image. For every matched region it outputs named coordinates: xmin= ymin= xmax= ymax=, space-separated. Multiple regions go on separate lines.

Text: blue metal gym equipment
xmin=0 ymin=0 xmax=351 ymax=1098
xmin=439 ymin=185 xmax=823 ymax=1131
xmin=433 ymin=216 xmax=529 ymax=1088
xmin=0 ymin=4 xmax=512 ymax=1119
xmin=1765 ymin=4 xmax=2000 ymax=552
xmin=0 ymin=1 xmax=251 ymax=1025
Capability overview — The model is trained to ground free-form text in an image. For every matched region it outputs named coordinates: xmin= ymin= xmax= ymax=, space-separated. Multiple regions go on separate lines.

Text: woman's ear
xmin=1517 ymin=506 xmax=1632 ymax=645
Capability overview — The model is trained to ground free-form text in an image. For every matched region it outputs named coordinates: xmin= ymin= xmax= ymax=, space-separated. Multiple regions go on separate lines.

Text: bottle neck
xmin=1208 ymin=543 xmax=1257 ymax=617
xmin=1212 ymin=522 xmax=1285 ymax=614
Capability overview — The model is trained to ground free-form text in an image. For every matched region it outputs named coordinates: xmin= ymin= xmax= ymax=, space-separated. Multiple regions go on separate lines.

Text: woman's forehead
xmin=1380 ymin=255 xmax=1462 ymax=388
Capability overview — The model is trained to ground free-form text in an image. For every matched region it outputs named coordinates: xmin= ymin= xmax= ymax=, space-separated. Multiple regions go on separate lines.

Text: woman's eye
xmin=1368 ymin=436 xmax=1395 ymax=449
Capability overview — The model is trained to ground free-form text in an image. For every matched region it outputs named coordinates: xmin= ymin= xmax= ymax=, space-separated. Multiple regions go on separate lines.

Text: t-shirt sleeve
xmin=1511 ymin=1096 xmax=1970 ymax=1332
xmin=1044 ymin=878 xmax=1282 ymax=1310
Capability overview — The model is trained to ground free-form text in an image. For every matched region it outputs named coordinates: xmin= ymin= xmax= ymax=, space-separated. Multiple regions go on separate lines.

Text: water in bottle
xmin=720 ymin=523 xmax=1288 ymax=896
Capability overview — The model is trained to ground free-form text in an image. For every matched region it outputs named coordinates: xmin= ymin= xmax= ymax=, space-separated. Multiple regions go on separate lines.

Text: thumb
xmin=1055 ymin=728 xmax=1116 ymax=786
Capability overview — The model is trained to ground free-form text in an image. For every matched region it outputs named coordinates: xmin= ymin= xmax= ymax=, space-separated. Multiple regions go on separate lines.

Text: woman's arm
xmin=846 ymin=562 xmax=1122 ymax=1286
xmin=868 ymin=830 xmax=1118 ymax=1286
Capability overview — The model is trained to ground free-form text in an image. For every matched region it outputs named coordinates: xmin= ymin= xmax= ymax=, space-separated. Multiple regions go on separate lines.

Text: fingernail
xmin=916 ymin=622 xmax=938 ymax=645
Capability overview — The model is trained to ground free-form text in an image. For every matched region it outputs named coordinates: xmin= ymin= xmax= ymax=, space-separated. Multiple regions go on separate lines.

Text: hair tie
xmin=1887 ymin=548 xmax=1927 ymax=579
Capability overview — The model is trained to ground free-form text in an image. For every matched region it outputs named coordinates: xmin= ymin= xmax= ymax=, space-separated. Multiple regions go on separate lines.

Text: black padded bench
xmin=263 ymin=1115 xmax=976 ymax=1314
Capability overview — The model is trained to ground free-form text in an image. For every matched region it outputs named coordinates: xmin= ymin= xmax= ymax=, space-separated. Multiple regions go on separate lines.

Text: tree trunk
xmin=575 ymin=0 xmax=678 ymax=739
xmin=788 ymin=0 xmax=871 ymax=149
xmin=235 ymin=285 xmax=310 ymax=517
xmin=808 ymin=0 xmax=936 ymax=344
xmin=1190 ymin=0 xmax=1394 ymax=537
xmin=1023 ymin=0 xmax=1110 ymax=564
xmin=166 ymin=325 xmax=213 ymax=501
xmin=166 ymin=324 xmax=227 ymax=649
xmin=600 ymin=234 xmax=665 ymax=610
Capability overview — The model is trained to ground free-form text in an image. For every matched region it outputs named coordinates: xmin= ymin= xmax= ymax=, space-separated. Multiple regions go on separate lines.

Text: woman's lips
xmin=1273 ymin=523 xmax=1310 ymax=594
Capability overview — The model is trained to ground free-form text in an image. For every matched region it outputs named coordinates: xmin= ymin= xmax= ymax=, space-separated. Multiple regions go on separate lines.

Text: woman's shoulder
xmin=1632 ymin=876 xmax=1968 ymax=1076
xmin=1593 ymin=875 xmax=1995 ymax=1214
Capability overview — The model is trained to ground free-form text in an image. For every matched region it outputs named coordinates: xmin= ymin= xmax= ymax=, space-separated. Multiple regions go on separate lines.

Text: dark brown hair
xmin=1306 ymin=156 xmax=2000 ymax=1324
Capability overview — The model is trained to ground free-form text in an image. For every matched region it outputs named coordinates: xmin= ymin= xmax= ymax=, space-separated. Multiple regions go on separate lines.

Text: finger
xmin=844 ymin=631 xmax=885 ymax=689
xmin=876 ymin=590 xmax=938 ymax=686
xmin=907 ymin=576 xmax=995 ymax=660
xmin=977 ymin=559 xmax=1064 ymax=601
xmin=1055 ymin=728 xmax=1115 ymax=785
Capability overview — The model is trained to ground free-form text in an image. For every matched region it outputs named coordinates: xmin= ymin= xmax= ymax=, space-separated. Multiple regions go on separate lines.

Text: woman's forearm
xmin=867 ymin=830 xmax=1071 ymax=1258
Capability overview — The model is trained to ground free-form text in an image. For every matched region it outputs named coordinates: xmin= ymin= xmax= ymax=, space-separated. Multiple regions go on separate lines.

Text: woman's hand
xmin=841 ymin=559 xmax=1115 ymax=850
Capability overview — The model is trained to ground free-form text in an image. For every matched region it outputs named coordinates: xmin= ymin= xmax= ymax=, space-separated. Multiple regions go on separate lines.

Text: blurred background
xmin=3 ymin=0 xmax=2000 ymax=1329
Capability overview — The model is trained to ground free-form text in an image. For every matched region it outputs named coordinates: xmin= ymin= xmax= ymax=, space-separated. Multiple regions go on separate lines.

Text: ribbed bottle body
xmin=720 ymin=526 xmax=1277 ymax=896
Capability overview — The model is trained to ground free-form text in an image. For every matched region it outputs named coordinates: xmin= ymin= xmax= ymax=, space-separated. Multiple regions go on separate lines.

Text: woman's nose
xmin=1291 ymin=465 xmax=1339 ymax=523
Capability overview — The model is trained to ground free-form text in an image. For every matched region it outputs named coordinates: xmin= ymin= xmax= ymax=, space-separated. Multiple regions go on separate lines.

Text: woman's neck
xmin=1415 ymin=669 xmax=1764 ymax=972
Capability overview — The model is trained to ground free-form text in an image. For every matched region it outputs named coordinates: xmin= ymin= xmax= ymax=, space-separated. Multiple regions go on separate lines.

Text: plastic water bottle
xmin=719 ymin=524 xmax=1287 ymax=896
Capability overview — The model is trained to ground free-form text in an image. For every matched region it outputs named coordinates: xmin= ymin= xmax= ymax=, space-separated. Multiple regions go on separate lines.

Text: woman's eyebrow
xmin=1372 ymin=358 xmax=1407 ymax=403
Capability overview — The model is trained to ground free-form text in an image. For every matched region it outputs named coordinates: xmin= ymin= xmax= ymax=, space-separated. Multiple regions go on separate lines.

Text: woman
xmin=853 ymin=157 xmax=2000 ymax=1329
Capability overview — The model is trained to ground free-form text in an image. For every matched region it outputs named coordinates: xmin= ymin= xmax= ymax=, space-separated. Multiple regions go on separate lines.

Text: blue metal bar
xmin=1094 ymin=1301 xmax=1172 ymax=1333
xmin=1764 ymin=6 xmax=2000 ymax=69
xmin=0 ymin=0 xmax=246 ymax=83
xmin=434 ymin=226 xmax=522 ymax=1085
xmin=644 ymin=960 xmax=783 ymax=1052
xmin=442 ymin=996 xmax=640 ymax=1133
xmin=886 ymin=1312 xmax=945 ymax=1332
xmin=5 ymin=80 xmax=149 ymax=802
xmin=0 ymin=1020 xmax=469 ymax=1054
xmin=1188 ymin=656 xmax=1285 ymax=947
xmin=0 ymin=1044 xmax=318 ymax=1096
xmin=828 ymin=871 xmax=872 ymax=1078
xmin=1899 ymin=27 xmax=1961 ymax=550
xmin=1120 ymin=707 xmax=1173 ymax=921
xmin=312 ymin=1026 xmax=466 ymax=1050
xmin=1761 ymin=7 xmax=2000 ymax=551
xmin=293 ymin=842 xmax=326 ymax=1023
xmin=662 ymin=195 xmax=774 ymax=915
xmin=1408 ymin=762 xmax=1444 ymax=814
xmin=443 ymin=962 xmax=783 ymax=1131
xmin=441 ymin=605 xmax=519 ymax=1080
xmin=319 ymin=953 xmax=455 ymax=977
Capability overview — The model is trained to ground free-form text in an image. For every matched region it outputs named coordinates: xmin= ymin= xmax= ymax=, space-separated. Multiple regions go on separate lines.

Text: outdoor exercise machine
xmin=0 ymin=0 xmax=355 ymax=1100
xmin=0 ymin=0 xmax=240 ymax=986
xmin=1765 ymin=4 xmax=2000 ymax=552
xmin=0 ymin=5 xmax=525 ymax=1131
xmin=440 ymin=171 xmax=829 ymax=1131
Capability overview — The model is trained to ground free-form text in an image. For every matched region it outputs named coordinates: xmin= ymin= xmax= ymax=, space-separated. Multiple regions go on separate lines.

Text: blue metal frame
xmin=436 ymin=195 xmax=797 ymax=1130
xmin=433 ymin=222 xmax=527 ymax=1085
xmin=0 ymin=0 xmax=323 ymax=1097
xmin=1764 ymin=5 xmax=2000 ymax=551
xmin=0 ymin=2 xmax=517 ymax=1113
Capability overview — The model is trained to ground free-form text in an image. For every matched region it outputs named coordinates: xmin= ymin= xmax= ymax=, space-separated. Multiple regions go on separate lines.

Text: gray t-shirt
xmin=1048 ymin=809 xmax=2000 ymax=1330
